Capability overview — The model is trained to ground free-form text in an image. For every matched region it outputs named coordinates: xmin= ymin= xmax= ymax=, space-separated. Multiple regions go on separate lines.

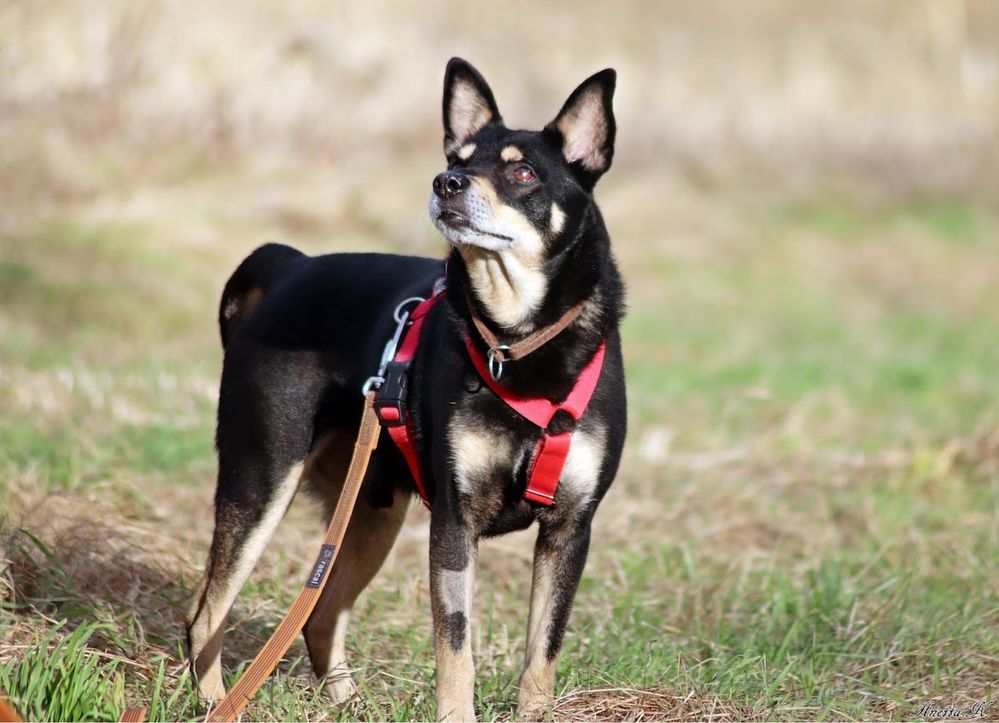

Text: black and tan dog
xmin=185 ymin=58 xmax=626 ymax=721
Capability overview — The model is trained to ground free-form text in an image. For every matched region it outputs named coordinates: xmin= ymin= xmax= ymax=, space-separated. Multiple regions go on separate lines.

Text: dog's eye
xmin=512 ymin=165 xmax=536 ymax=184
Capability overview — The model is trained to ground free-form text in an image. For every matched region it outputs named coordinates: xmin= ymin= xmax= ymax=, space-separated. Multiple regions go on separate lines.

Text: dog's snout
xmin=433 ymin=171 xmax=469 ymax=200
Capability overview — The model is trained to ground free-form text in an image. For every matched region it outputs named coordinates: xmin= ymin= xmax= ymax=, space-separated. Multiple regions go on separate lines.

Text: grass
xmin=1 ymin=622 xmax=125 ymax=722
xmin=2 ymin=187 xmax=996 ymax=721
xmin=0 ymin=617 xmax=198 ymax=722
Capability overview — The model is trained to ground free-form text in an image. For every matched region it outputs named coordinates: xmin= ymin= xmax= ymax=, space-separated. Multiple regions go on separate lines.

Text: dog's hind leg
xmin=186 ymin=343 xmax=328 ymax=703
xmin=302 ymin=486 xmax=409 ymax=702
xmin=185 ymin=458 xmax=305 ymax=703
xmin=301 ymin=435 xmax=410 ymax=703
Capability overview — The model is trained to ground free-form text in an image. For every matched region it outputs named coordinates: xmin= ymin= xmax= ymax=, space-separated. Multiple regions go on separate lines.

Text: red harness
xmin=372 ymin=284 xmax=605 ymax=508
xmin=372 ymin=291 xmax=443 ymax=507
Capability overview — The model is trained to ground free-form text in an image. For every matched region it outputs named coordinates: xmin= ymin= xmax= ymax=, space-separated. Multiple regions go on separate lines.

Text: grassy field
xmin=2 ymin=2 xmax=999 ymax=721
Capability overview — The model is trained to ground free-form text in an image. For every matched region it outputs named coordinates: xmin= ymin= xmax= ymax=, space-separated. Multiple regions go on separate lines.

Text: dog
xmin=185 ymin=57 xmax=626 ymax=721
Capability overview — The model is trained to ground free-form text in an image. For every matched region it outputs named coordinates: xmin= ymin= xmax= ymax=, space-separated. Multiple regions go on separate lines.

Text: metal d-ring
xmin=393 ymin=297 xmax=426 ymax=323
xmin=376 ymin=296 xmax=426 ymax=375
xmin=487 ymin=345 xmax=511 ymax=381
xmin=361 ymin=375 xmax=385 ymax=396
xmin=362 ymin=296 xmax=427 ymax=397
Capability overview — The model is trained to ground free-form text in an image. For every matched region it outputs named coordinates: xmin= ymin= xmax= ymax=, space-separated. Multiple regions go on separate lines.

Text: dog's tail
xmin=218 ymin=242 xmax=305 ymax=348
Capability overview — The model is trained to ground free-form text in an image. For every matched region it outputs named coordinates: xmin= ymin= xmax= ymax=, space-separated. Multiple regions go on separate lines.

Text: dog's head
xmin=429 ymin=57 xmax=616 ymax=261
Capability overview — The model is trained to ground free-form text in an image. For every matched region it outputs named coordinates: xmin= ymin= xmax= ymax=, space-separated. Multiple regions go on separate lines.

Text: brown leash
xmin=119 ymin=393 xmax=381 ymax=723
xmin=118 ymin=707 xmax=146 ymax=722
xmin=465 ymin=288 xmax=585 ymax=371
xmin=0 ymin=697 xmax=23 ymax=723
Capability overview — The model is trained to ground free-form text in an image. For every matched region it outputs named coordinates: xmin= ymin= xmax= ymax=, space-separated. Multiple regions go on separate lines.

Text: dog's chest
xmin=446 ymin=400 xmax=606 ymax=528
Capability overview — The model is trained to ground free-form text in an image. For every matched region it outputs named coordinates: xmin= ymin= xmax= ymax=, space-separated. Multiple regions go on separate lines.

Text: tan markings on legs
xmin=435 ymin=638 xmax=476 ymax=722
xmin=186 ymin=575 xmax=227 ymax=702
xmin=303 ymin=484 xmax=409 ymax=703
xmin=432 ymin=559 xmax=477 ymax=722
xmin=517 ymin=549 xmax=559 ymax=716
xmin=186 ymin=462 xmax=304 ymax=702
xmin=321 ymin=609 xmax=353 ymax=703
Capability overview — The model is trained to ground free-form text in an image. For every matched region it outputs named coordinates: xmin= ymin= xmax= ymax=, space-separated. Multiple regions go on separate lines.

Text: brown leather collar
xmin=465 ymin=287 xmax=586 ymax=365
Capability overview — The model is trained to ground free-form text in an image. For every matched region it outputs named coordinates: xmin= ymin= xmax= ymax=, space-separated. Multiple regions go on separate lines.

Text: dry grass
xmin=2 ymin=0 xmax=999 ymax=208
xmin=553 ymin=686 xmax=766 ymax=722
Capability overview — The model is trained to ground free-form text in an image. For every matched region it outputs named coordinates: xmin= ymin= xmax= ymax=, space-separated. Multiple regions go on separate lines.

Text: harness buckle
xmin=373 ymin=360 xmax=410 ymax=427
xmin=362 ymin=296 xmax=426 ymax=399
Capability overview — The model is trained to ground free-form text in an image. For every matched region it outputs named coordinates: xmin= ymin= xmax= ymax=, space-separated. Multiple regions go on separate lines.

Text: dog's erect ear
xmin=545 ymin=69 xmax=616 ymax=186
xmin=443 ymin=58 xmax=501 ymax=155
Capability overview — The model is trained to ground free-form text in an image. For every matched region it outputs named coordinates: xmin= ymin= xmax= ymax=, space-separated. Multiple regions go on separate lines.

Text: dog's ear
xmin=443 ymin=58 xmax=501 ymax=155
xmin=545 ymin=69 xmax=616 ymax=187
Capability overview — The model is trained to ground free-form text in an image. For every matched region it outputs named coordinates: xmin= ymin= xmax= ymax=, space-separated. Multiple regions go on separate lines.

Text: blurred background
xmin=1 ymin=1 xmax=997 ymax=720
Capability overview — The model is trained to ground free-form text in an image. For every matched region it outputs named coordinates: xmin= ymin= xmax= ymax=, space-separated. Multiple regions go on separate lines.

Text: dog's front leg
xmin=518 ymin=518 xmax=592 ymax=717
xmin=429 ymin=509 xmax=478 ymax=722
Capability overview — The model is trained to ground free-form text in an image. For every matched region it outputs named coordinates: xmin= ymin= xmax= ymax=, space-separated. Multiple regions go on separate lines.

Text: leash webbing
xmin=119 ymin=393 xmax=382 ymax=723
xmin=118 ymin=708 xmax=146 ymax=722
xmin=0 ymin=697 xmax=23 ymax=722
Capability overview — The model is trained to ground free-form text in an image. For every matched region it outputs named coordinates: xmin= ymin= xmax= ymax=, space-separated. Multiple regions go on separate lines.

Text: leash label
xmin=306 ymin=544 xmax=337 ymax=588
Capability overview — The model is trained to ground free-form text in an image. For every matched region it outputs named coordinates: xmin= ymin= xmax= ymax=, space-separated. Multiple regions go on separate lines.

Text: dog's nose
xmin=433 ymin=171 xmax=469 ymax=199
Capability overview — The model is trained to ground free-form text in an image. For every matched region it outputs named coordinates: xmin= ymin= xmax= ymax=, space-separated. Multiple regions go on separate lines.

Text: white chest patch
xmin=464 ymin=251 xmax=548 ymax=331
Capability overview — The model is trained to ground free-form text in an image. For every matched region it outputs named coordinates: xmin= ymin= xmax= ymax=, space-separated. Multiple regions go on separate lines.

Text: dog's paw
xmin=322 ymin=670 xmax=359 ymax=704
xmin=516 ymin=691 xmax=554 ymax=721
xmin=196 ymin=676 xmax=226 ymax=707
xmin=437 ymin=703 xmax=477 ymax=722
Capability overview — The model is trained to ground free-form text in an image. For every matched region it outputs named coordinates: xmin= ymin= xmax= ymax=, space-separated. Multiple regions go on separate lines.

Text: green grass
xmin=0 ymin=618 xmax=199 ymax=721
xmin=766 ymin=197 xmax=990 ymax=245
xmin=2 ymin=190 xmax=997 ymax=720
xmin=0 ymin=622 xmax=125 ymax=722
xmin=624 ymin=199 xmax=999 ymax=451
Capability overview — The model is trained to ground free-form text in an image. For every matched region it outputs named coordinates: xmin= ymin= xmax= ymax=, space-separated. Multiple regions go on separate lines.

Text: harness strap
xmin=384 ymin=291 xmax=445 ymax=507
xmin=379 ymin=282 xmax=606 ymax=509
xmin=523 ymin=431 xmax=572 ymax=504
xmin=464 ymin=337 xmax=606 ymax=505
